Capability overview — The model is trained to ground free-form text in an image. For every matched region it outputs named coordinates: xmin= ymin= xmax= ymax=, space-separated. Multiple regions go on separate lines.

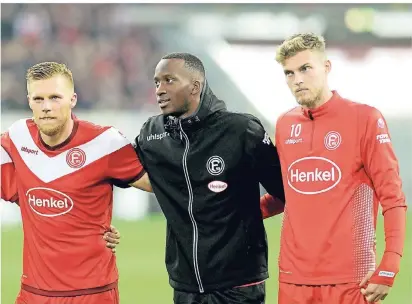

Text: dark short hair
xmin=162 ymin=52 xmax=205 ymax=78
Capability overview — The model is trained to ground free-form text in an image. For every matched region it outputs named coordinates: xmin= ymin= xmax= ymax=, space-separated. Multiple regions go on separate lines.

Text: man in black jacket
xmin=134 ymin=53 xmax=285 ymax=303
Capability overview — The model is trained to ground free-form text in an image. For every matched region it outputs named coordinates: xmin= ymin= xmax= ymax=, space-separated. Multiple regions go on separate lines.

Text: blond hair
xmin=26 ymin=62 xmax=74 ymax=86
xmin=275 ymin=33 xmax=326 ymax=65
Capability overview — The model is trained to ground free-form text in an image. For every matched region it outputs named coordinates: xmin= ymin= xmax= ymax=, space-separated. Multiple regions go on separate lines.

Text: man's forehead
xmin=155 ymin=59 xmax=186 ymax=76
xmin=283 ymin=50 xmax=322 ymax=69
xmin=28 ymin=77 xmax=72 ymax=94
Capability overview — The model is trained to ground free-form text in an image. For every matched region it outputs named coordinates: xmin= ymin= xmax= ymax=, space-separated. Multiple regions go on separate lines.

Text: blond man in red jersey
xmin=260 ymin=33 xmax=407 ymax=303
xmin=1 ymin=62 xmax=151 ymax=304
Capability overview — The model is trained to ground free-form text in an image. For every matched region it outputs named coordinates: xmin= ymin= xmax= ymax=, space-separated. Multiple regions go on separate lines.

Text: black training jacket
xmin=134 ymin=81 xmax=285 ymax=293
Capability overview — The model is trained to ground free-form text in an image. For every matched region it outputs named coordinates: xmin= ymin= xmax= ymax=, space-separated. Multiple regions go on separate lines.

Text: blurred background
xmin=1 ymin=3 xmax=411 ymax=303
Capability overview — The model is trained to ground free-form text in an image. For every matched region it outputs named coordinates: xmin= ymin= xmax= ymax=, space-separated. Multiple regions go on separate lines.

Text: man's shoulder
xmin=140 ymin=115 xmax=163 ymax=131
xmin=344 ymin=99 xmax=379 ymax=115
xmin=277 ymin=106 xmax=302 ymax=122
xmin=6 ymin=118 xmax=37 ymax=145
xmin=219 ymin=112 xmax=272 ymax=145
xmin=78 ymin=119 xmax=111 ymax=136
xmin=8 ymin=117 xmax=33 ymax=133
xmin=338 ymin=97 xmax=382 ymax=122
xmin=220 ymin=111 xmax=263 ymax=129
xmin=77 ymin=119 xmax=130 ymax=144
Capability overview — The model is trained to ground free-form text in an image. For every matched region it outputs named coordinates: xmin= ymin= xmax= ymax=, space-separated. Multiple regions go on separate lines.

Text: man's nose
xmin=294 ymin=73 xmax=304 ymax=86
xmin=156 ymin=83 xmax=166 ymax=96
xmin=41 ymin=99 xmax=52 ymax=112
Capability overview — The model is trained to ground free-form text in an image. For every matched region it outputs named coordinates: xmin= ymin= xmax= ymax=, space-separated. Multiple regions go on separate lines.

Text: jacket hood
xmin=164 ymin=80 xmax=226 ymax=137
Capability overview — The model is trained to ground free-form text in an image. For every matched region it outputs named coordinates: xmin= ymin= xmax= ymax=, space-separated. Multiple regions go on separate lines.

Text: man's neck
xmin=305 ymin=89 xmax=333 ymax=110
xmin=178 ymin=98 xmax=200 ymax=119
xmin=40 ymin=118 xmax=74 ymax=147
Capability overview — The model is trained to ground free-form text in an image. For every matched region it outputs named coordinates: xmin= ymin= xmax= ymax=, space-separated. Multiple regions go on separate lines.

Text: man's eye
xmin=166 ymin=78 xmax=173 ymax=83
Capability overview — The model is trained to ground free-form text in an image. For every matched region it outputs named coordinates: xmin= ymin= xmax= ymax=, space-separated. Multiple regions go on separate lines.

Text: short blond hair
xmin=275 ymin=33 xmax=326 ymax=65
xmin=26 ymin=62 xmax=74 ymax=86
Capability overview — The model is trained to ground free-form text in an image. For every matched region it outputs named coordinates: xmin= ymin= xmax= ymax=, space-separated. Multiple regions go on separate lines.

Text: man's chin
xmin=161 ymin=108 xmax=181 ymax=118
xmin=38 ymin=125 xmax=62 ymax=137
xmin=296 ymin=98 xmax=317 ymax=109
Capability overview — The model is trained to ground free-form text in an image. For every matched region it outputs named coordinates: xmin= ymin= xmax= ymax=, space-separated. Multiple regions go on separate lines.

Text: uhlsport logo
xmin=21 ymin=146 xmax=38 ymax=155
xmin=287 ymin=157 xmax=342 ymax=195
xmin=27 ymin=187 xmax=74 ymax=217
xmin=147 ymin=132 xmax=169 ymax=141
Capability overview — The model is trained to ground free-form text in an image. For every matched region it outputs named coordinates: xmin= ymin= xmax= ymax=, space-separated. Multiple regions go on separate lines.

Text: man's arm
xmin=260 ymin=193 xmax=285 ymax=219
xmin=1 ymin=134 xmax=19 ymax=203
xmin=107 ymin=129 xmax=152 ymax=192
xmin=129 ymin=172 xmax=152 ymax=192
xmin=245 ymin=118 xmax=285 ymax=218
xmin=128 ymin=135 xmax=152 ymax=192
xmin=361 ymin=107 xmax=407 ymax=290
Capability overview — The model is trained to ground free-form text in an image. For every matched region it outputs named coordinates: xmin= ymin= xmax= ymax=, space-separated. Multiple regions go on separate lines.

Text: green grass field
xmin=2 ymin=214 xmax=411 ymax=303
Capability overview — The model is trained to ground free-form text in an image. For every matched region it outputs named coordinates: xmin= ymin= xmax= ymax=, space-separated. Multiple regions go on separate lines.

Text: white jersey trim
xmin=8 ymin=119 xmax=131 ymax=183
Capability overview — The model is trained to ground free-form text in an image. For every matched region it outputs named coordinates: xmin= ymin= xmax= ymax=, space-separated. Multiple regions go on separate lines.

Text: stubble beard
xmin=36 ymin=118 xmax=66 ymax=137
xmin=296 ymin=89 xmax=323 ymax=109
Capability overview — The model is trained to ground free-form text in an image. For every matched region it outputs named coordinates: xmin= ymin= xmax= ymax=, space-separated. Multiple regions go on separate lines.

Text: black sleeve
xmin=245 ymin=118 xmax=285 ymax=203
xmin=133 ymin=135 xmax=147 ymax=171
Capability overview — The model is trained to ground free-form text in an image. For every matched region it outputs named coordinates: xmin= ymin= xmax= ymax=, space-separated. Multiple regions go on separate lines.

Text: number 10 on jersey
xmin=290 ymin=124 xmax=302 ymax=137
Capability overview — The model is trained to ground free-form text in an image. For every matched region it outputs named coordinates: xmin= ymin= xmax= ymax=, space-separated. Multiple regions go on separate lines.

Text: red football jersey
xmin=275 ymin=91 xmax=406 ymax=285
xmin=1 ymin=117 xmax=145 ymax=294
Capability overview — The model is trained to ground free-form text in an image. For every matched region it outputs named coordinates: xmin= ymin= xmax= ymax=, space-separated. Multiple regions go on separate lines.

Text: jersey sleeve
xmin=245 ymin=117 xmax=285 ymax=207
xmin=106 ymin=129 xmax=146 ymax=185
xmin=360 ymin=107 xmax=407 ymax=286
xmin=361 ymin=107 xmax=406 ymax=213
xmin=1 ymin=133 xmax=19 ymax=203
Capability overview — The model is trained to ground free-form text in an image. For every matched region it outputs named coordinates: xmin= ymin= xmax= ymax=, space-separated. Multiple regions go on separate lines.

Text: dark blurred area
xmin=1 ymin=4 xmax=163 ymax=111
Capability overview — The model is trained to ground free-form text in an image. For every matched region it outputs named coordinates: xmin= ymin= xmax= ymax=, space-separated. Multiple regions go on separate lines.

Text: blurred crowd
xmin=1 ymin=4 xmax=164 ymax=111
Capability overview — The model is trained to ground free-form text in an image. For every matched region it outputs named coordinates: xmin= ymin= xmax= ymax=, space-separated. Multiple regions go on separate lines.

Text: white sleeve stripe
xmin=1 ymin=146 xmax=12 ymax=165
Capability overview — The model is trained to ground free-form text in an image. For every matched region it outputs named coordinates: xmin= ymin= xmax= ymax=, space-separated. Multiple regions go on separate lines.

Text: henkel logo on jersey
xmin=26 ymin=187 xmax=74 ymax=217
xmin=287 ymin=157 xmax=342 ymax=195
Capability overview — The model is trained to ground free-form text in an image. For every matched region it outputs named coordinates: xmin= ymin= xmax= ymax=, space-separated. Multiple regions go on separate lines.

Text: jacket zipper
xmin=309 ymin=110 xmax=315 ymax=151
xmin=179 ymin=121 xmax=204 ymax=293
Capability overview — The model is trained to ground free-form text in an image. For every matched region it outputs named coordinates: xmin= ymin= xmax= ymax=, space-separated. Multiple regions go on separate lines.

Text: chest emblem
xmin=324 ymin=131 xmax=342 ymax=150
xmin=206 ymin=156 xmax=225 ymax=176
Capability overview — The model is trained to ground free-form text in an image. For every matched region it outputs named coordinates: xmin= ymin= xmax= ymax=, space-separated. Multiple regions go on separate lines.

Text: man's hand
xmin=103 ymin=225 xmax=121 ymax=253
xmin=360 ymin=271 xmax=391 ymax=302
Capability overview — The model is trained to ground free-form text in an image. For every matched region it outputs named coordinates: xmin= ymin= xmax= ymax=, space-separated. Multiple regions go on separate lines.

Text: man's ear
xmin=191 ymin=80 xmax=201 ymax=95
xmin=70 ymin=93 xmax=78 ymax=108
xmin=325 ymin=59 xmax=332 ymax=74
